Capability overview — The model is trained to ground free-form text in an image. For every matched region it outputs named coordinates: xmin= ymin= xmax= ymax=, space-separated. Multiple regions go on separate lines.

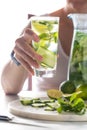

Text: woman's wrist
xmin=11 ymin=50 xmax=21 ymax=66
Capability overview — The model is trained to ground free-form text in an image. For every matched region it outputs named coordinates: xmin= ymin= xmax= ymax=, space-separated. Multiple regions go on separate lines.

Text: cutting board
xmin=8 ymin=91 xmax=87 ymax=121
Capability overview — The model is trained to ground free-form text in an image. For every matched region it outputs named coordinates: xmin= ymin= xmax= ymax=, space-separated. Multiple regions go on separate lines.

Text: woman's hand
xmin=13 ymin=28 xmax=43 ymax=75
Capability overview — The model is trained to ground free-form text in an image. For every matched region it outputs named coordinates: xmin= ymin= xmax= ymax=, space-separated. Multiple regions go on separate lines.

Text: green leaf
xmin=57 ymin=106 xmax=62 ymax=113
xmin=57 ymin=92 xmax=86 ymax=115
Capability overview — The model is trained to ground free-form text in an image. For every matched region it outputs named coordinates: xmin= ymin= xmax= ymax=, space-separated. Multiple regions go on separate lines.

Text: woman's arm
xmin=1 ymin=24 xmax=41 ymax=95
xmin=1 ymin=8 xmax=66 ymax=95
xmin=1 ymin=60 xmax=28 ymax=94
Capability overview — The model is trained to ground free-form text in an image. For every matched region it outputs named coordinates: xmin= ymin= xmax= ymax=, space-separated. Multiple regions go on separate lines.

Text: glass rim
xmin=30 ymin=16 xmax=59 ymax=21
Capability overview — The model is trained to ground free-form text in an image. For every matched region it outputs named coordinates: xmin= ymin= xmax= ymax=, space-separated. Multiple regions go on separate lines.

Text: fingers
xmin=14 ymin=44 xmax=40 ymax=68
xmin=15 ymin=36 xmax=42 ymax=61
xmin=13 ymin=28 xmax=43 ymax=75
xmin=23 ymin=28 xmax=40 ymax=43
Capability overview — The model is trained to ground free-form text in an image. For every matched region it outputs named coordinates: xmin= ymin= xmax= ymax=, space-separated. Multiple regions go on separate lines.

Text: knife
xmin=0 ymin=115 xmax=49 ymax=128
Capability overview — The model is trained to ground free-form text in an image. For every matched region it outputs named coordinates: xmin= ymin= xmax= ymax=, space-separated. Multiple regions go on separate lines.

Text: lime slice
xmin=59 ymin=80 xmax=76 ymax=94
xmin=32 ymin=21 xmax=48 ymax=34
xmin=47 ymin=89 xmax=63 ymax=99
xmin=36 ymin=46 xmax=57 ymax=68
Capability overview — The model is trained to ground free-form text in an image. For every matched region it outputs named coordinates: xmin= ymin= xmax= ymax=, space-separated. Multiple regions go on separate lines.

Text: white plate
xmin=8 ymin=91 xmax=87 ymax=121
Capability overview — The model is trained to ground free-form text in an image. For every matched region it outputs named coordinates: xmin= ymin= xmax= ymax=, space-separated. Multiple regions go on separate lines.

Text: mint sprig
xmin=57 ymin=92 xmax=86 ymax=115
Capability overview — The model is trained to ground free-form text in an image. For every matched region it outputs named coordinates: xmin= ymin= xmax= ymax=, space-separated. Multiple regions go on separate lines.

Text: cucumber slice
xmin=44 ymin=106 xmax=56 ymax=111
xmin=41 ymin=99 xmax=55 ymax=103
xmin=20 ymin=98 xmax=41 ymax=105
xmin=31 ymin=103 xmax=46 ymax=108
xmin=20 ymin=99 xmax=33 ymax=105
xmin=36 ymin=46 xmax=57 ymax=68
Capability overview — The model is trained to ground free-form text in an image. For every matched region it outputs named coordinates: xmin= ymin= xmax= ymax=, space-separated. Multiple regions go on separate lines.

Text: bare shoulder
xmin=49 ymin=8 xmax=66 ymax=17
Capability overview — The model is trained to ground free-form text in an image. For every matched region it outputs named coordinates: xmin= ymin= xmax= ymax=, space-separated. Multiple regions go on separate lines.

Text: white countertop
xmin=0 ymin=89 xmax=87 ymax=130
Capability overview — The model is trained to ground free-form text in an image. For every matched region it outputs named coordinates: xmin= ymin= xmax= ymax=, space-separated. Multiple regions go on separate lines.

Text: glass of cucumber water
xmin=31 ymin=16 xmax=59 ymax=77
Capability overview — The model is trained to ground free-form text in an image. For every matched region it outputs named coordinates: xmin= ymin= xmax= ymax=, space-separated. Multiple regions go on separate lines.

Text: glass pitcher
xmin=68 ymin=13 xmax=87 ymax=87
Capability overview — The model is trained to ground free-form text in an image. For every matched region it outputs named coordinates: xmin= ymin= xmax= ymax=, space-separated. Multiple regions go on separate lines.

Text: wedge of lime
xmin=47 ymin=89 xmax=63 ymax=99
xmin=59 ymin=80 xmax=76 ymax=94
xmin=32 ymin=21 xmax=48 ymax=34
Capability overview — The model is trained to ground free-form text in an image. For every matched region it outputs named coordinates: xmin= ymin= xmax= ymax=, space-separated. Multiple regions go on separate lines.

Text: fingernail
xmin=37 ymin=54 xmax=43 ymax=61
xmin=33 ymin=34 xmax=40 ymax=42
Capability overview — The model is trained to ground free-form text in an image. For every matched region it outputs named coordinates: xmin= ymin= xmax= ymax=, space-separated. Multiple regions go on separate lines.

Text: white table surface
xmin=0 ymin=88 xmax=87 ymax=130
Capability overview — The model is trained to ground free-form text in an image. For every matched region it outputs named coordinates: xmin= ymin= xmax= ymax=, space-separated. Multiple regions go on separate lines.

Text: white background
xmin=0 ymin=0 xmax=66 ymax=88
